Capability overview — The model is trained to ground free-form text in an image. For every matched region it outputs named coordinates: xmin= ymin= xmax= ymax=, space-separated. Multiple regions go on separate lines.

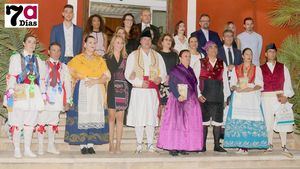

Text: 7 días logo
xmin=5 ymin=4 xmax=38 ymax=28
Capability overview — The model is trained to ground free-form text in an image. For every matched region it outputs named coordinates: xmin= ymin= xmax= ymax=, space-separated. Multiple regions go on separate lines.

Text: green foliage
xmin=269 ymin=0 xmax=300 ymax=134
xmin=277 ymin=34 xmax=300 ymax=133
xmin=269 ymin=0 xmax=300 ymax=28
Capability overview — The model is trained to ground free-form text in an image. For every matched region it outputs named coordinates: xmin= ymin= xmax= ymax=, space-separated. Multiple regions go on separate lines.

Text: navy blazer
xmin=50 ymin=23 xmax=83 ymax=61
xmin=218 ymin=46 xmax=242 ymax=66
xmin=191 ymin=29 xmax=222 ymax=54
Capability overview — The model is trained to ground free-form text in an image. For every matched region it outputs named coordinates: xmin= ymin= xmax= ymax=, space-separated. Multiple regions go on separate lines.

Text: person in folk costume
xmin=193 ymin=41 xmax=230 ymax=153
xmin=3 ymin=34 xmax=46 ymax=158
xmin=64 ymin=36 xmax=111 ymax=154
xmin=261 ymin=43 xmax=295 ymax=158
xmin=157 ymin=50 xmax=203 ymax=156
xmin=36 ymin=42 xmax=72 ymax=155
xmin=125 ymin=27 xmax=167 ymax=153
xmin=223 ymin=48 xmax=268 ymax=154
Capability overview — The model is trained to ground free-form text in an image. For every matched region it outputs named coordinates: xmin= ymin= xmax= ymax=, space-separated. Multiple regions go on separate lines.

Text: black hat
xmin=265 ymin=43 xmax=277 ymax=52
xmin=140 ymin=27 xmax=152 ymax=39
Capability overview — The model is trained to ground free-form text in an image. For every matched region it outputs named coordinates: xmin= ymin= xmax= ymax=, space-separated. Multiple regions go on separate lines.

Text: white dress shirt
xmin=223 ymin=45 xmax=235 ymax=65
xmin=237 ymin=31 xmax=263 ymax=66
xmin=125 ymin=49 xmax=167 ymax=87
xmin=63 ymin=24 xmax=74 ymax=57
xmin=142 ymin=22 xmax=151 ymax=31
xmin=190 ymin=53 xmax=205 ymax=68
xmin=201 ymin=28 xmax=209 ymax=42
xmin=173 ymin=35 xmax=189 ymax=54
xmin=230 ymin=65 xmax=264 ymax=90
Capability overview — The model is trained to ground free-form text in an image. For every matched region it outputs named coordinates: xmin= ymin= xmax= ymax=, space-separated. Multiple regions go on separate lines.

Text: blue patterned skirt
xmin=64 ymin=81 xmax=109 ymax=145
xmin=224 ymin=94 xmax=268 ymax=149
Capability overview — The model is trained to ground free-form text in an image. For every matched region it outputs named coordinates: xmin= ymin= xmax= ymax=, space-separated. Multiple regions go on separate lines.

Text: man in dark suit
xmin=136 ymin=9 xmax=160 ymax=46
xmin=218 ymin=29 xmax=242 ymax=140
xmin=218 ymin=29 xmax=242 ymax=70
xmin=50 ymin=4 xmax=83 ymax=64
xmin=191 ymin=14 xmax=222 ymax=54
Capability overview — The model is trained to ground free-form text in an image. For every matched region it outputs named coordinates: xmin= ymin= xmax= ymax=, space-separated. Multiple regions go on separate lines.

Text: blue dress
xmin=64 ymin=81 xmax=109 ymax=145
xmin=224 ymin=93 xmax=268 ymax=149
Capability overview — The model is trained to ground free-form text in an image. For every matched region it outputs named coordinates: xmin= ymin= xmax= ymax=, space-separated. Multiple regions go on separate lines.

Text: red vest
xmin=261 ymin=62 xmax=285 ymax=92
xmin=235 ymin=64 xmax=256 ymax=83
xmin=199 ymin=57 xmax=224 ymax=102
xmin=200 ymin=57 xmax=224 ymax=81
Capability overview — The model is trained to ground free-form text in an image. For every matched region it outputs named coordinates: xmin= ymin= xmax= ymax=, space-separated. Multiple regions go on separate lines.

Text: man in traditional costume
xmin=36 ymin=42 xmax=72 ymax=155
xmin=193 ymin=41 xmax=230 ymax=152
xmin=261 ymin=43 xmax=295 ymax=158
xmin=125 ymin=28 xmax=167 ymax=153
xmin=4 ymin=34 xmax=46 ymax=158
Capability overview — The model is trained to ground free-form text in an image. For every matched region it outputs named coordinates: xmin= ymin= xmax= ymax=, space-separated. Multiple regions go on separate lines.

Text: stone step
xmin=0 ymin=125 xmax=294 ymax=141
xmin=0 ymin=150 xmax=300 ymax=169
xmin=0 ymin=137 xmax=296 ymax=152
xmin=0 ymin=126 xmax=139 ymax=139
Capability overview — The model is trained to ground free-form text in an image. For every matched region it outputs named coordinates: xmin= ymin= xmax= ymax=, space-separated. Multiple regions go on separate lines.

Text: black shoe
xmin=81 ymin=147 xmax=88 ymax=154
xmin=199 ymin=147 xmax=206 ymax=152
xmin=179 ymin=151 xmax=189 ymax=155
xmin=169 ymin=150 xmax=179 ymax=156
xmin=88 ymin=147 xmax=96 ymax=154
xmin=214 ymin=145 xmax=227 ymax=153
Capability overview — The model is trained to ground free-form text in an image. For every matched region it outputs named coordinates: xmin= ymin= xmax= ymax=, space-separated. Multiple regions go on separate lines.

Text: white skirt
xmin=45 ymin=88 xmax=64 ymax=112
xmin=12 ymin=84 xmax=45 ymax=111
xmin=261 ymin=92 xmax=293 ymax=133
xmin=37 ymin=110 xmax=60 ymax=125
xmin=127 ymin=88 xmax=159 ymax=127
xmin=7 ymin=84 xmax=44 ymax=127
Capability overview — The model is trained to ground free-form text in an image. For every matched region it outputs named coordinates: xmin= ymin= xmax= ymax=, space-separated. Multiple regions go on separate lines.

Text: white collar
xmin=245 ymin=31 xmax=255 ymax=35
xmin=23 ymin=50 xmax=33 ymax=57
xmin=63 ymin=22 xmax=73 ymax=30
xmin=223 ymin=44 xmax=233 ymax=50
xmin=141 ymin=48 xmax=151 ymax=56
xmin=209 ymin=58 xmax=217 ymax=66
xmin=142 ymin=22 xmax=150 ymax=27
xmin=201 ymin=28 xmax=209 ymax=33
xmin=267 ymin=61 xmax=276 ymax=66
xmin=49 ymin=57 xmax=59 ymax=64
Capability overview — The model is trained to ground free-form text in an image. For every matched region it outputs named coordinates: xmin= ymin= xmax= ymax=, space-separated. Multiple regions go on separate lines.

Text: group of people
xmin=3 ymin=4 xmax=295 ymax=159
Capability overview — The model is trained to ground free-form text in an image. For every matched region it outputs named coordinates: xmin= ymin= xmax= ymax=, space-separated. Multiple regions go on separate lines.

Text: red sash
xmin=143 ymin=76 xmax=161 ymax=119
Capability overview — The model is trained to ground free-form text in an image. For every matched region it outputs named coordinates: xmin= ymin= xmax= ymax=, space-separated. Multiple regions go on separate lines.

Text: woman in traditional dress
xmin=157 ymin=34 xmax=179 ymax=119
xmin=157 ymin=50 xmax=203 ymax=156
xmin=84 ymin=14 xmax=108 ymax=56
xmin=104 ymin=35 xmax=129 ymax=153
xmin=64 ymin=36 xmax=111 ymax=154
xmin=4 ymin=34 xmax=46 ymax=158
xmin=224 ymin=48 xmax=268 ymax=154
